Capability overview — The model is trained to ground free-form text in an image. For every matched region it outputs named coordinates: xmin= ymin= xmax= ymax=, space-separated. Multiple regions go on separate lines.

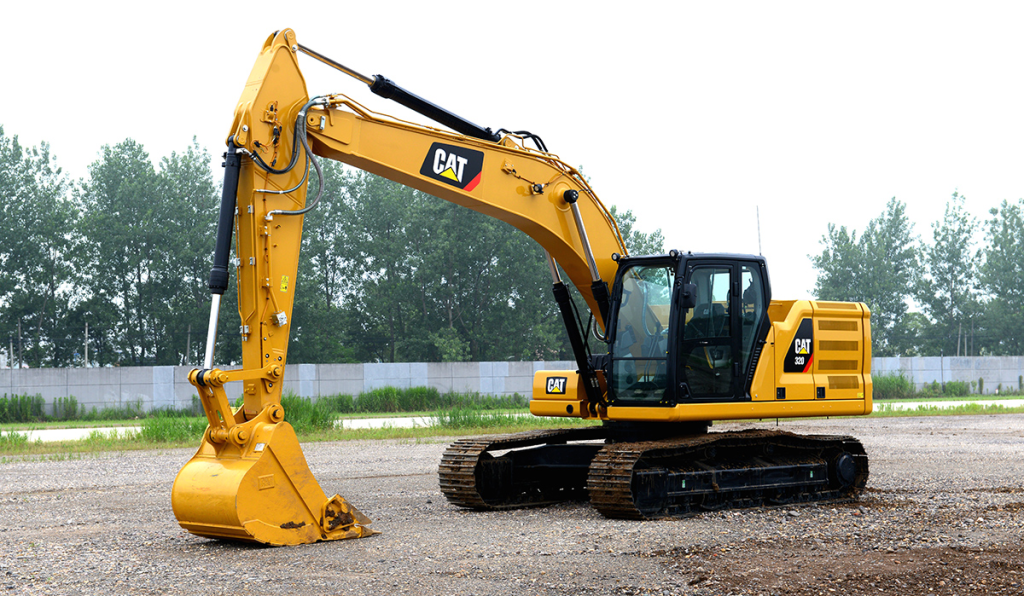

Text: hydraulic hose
xmin=265 ymin=97 xmax=327 ymax=219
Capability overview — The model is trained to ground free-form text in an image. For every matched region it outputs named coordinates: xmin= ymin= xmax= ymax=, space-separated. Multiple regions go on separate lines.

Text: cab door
xmin=676 ymin=260 xmax=768 ymax=400
xmin=677 ymin=264 xmax=739 ymax=399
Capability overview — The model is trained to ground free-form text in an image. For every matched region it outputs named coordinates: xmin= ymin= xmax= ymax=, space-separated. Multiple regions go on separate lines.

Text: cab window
xmin=610 ymin=265 xmax=675 ymax=401
xmin=679 ymin=267 xmax=734 ymax=397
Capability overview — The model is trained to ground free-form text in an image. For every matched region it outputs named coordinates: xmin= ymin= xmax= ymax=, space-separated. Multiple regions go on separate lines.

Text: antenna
xmin=757 ymin=206 xmax=763 ymax=255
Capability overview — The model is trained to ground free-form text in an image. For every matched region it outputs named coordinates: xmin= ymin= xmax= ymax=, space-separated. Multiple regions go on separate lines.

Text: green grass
xmin=327 ymin=408 xmax=524 ymax=419
xmin=0 ymin=394 xmax=46 ymax=423
xmin=0 ymin=419 xmax=144 ymax=431
xmin=138 ymin=415 xmax=208 ymax=443
xmin=0 ymin=387 xmax=526 ymax=430
xmin=430 ymin=408 xmax=569 ymax=430
xmin=0 ymin=405 xmax=600 ymax=458
xmin=873 ymin=372 xmax=915 ymax=400
xmin=870 ymin=402 xmax=1024 ymax=417
xmin=0 ymin=430 xmax=29 ymax=449
xmin=873 ymin=373 xmax=1024 ymax=400
xmin=6 ymin=383 xmax=1024 ymax=459
xmin=875 ymin=395 xmax=1024 ymax=403
xmin=320 ymin=387 xmax=528 ymax=414
xmin=3 ymin=399 xmax=1022 ymax=459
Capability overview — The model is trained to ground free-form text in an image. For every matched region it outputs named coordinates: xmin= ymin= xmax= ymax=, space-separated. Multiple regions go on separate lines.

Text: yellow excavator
xmin=172 ymin=29 xmax=872 ymax=546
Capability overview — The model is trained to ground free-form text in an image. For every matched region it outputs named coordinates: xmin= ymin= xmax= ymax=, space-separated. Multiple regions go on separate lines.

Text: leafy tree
xmin=77 ymin=139 xmax=163 ymax=365
xmin=610 ymin=205 xmax=665 ymax=256
xmin=333 ymin=170 xmax=570 ymax=362
xmin=417 ymin=199 xmax=567 ymax=361
xmin=811 ymin=224 xmax=862 ymax=304
xmin=0 ymin=130 xmax=681 ymax=369
xmin=340 ymin=170 xmax=427 ymax=362
xmin=980 ymin=199 xmax=1024 ymax=355
xmin=0 ymin=127 xmax=80 ymax=366
xmin=289 ymin=160 xmax=359 ymax=364
xmin=917 ymin=192 xmax=982 ymax=356
xmin=153 ymin=139 xmax=219 ymax=365
xmin=286 ymin=167 xmax=592 ymax=363
xmin=811 ymin=198 xmax=919 ymax=356
xmin=859 ymin=198 xmax=920 ymax=355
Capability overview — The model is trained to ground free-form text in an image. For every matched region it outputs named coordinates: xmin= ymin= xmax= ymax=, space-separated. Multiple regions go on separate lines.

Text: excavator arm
xmin=172 ymin=29 xmax=627 ymax=546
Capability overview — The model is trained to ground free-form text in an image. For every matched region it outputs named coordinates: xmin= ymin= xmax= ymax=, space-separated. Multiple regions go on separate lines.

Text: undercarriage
xmin=439 ymin=426 xmax=868 ymax=519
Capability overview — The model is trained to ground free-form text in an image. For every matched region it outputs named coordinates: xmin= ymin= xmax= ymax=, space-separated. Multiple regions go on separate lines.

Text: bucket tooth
xmin=321 ymin=494 xmax=377 ymax=538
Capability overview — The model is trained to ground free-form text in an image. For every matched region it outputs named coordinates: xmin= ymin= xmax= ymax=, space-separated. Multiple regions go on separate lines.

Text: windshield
xmin=610 ymin=265 xmax=675 ymax=401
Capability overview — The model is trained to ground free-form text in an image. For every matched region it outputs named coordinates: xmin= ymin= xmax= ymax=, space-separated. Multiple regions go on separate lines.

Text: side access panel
xmin=770 ymin=300 xmax=872 ymax=408
xmin=811 ymin=301 xmax=871 ymax=403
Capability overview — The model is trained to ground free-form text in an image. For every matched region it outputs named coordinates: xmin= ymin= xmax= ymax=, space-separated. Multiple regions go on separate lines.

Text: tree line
xmin=0 ymin=127 xmax=662 ymax=368
xmin=811 ymin=193 xmax=1024 ymax=357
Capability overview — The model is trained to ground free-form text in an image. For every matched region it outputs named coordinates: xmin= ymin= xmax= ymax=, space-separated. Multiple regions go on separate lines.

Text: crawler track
xmin=440 ymin=428 xmax=868 ymax=518
xmin=587 ymin=430 xmax=868 ymax=519
xmin=439 ymin=428 xmax=606 ymax=509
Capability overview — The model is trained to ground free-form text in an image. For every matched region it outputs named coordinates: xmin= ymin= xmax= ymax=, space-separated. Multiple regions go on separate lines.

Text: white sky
xmin=6 ymin=1 xmax=1024 ymax=300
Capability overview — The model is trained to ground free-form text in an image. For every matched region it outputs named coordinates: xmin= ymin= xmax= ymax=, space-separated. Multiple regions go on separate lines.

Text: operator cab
xmin=604 ymin=252 xmax=771 ymax=406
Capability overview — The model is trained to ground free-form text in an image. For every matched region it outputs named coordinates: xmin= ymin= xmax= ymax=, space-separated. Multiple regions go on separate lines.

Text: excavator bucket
xmin=172 ymin=370 xmax=376 ymax=546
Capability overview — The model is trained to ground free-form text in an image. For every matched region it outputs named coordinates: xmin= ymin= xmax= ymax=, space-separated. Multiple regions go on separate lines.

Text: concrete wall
xmin=12 ymin=356 xmax=1022 ymax=415
xmin=2 ymin=360 xmax=574 ymax=415
xmin=0 ymin=365 xmax=239 ymax=414
xmin=874 ymin=356 xmax=1024 ymax=394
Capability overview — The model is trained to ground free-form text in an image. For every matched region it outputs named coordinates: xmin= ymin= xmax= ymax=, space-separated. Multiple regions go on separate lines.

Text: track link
xmin=439 ymin=427 xmax=606 ymax=510
xmin=440 ymin=428 xmax=868 ymax=519
xmin=588 ymin=430 xmax=868 ymax=519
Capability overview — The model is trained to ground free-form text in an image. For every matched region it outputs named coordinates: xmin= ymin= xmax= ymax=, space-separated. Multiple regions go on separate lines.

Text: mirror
xmin=680 ymin=283 xmax=698 ymax=310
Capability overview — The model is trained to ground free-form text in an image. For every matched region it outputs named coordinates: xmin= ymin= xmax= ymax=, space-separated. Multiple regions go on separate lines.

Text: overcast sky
xmin=6 ymin=2 xmax=1023 ymax=300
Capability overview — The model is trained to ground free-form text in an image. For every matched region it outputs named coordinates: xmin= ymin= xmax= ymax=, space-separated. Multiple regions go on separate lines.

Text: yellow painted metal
xmin=174 ymin=27 xmax=630 ymax=545
xmin=172 ymin=30 xmax=375 ymax=545
xmin=605 ymin=398 xmax=870 ymax=421
xmin=173 ymin=369 xmax=375 ymax=545
xmin=530 ymin=370 xmax=588 ymax=418
xmin=305 ymin=98 xmax=627 ymax=326
xmin=530 ymin=300 xmax=873 ymax=422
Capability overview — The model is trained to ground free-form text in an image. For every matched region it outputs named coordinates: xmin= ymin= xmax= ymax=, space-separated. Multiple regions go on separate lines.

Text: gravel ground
xmin=1 ymin=414 xmax=1023 ymax=595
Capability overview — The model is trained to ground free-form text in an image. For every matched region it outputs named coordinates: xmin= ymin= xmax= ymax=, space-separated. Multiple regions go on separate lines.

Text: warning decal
xmin=783 ymin=318 xmax=814 ymax=373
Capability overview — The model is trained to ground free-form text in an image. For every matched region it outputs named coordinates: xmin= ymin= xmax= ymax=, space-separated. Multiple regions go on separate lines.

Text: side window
xmin=684 ymin=268 xmax=731 ymax=339
xmin=739 ymin=265 xmax=766 ymax=373
xmin=679 ymin=267 xmax=734 ymax=397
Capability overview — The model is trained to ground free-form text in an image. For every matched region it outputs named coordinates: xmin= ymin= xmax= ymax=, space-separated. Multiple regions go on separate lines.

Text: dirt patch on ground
xmin=667 ymin=498 xmax=1024 ymax=596
xmin=673 ymin=542 xmax=1024 ymax=595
